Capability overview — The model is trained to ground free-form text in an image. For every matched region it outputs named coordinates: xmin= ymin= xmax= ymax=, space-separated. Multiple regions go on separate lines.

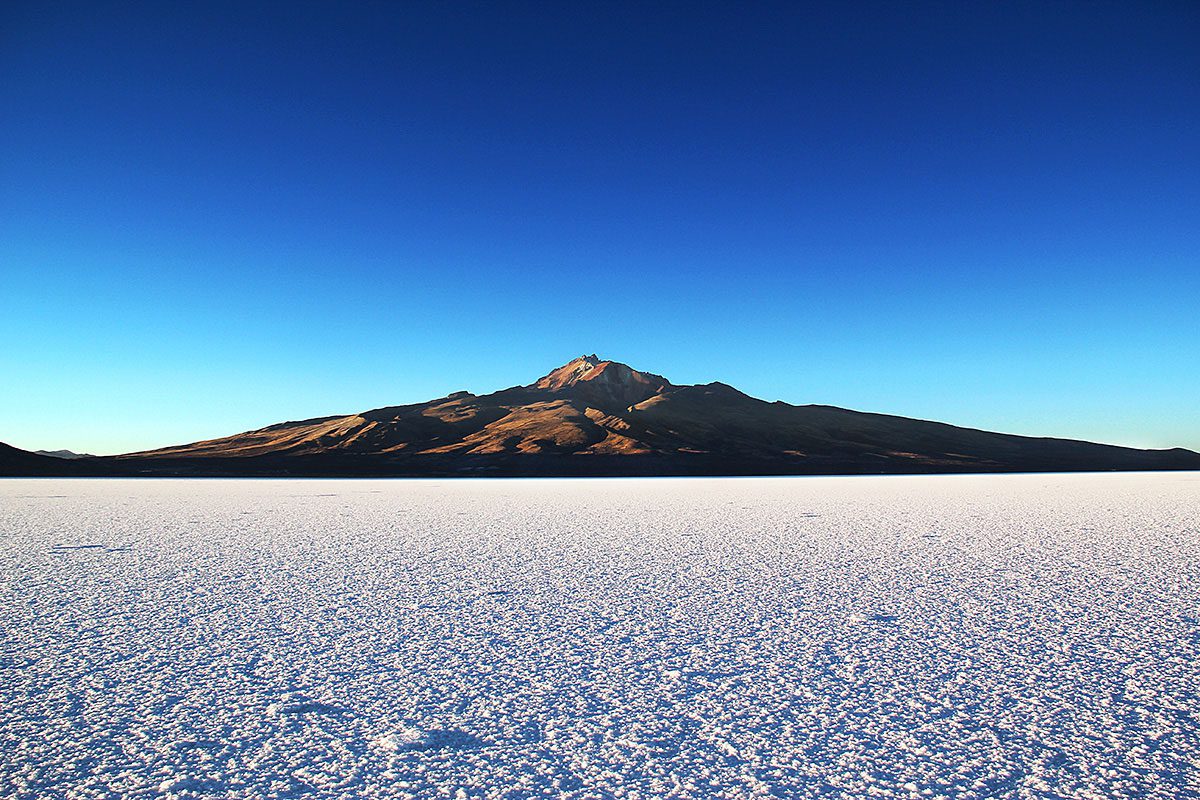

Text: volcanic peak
xmin=532 ymin=355 xmax=671 ymax=408
xmin=7 ymin=352 xmax=1198 ymax=478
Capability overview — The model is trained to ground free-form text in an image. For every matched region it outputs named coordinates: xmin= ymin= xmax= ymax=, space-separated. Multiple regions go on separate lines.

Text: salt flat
xmin=1 ymin=474 xmax=1198 ymax=799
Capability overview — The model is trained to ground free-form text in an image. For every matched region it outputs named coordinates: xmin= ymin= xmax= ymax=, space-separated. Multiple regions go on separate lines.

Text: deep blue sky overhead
xmin=2 ymin=1 xmax=1197 ymax=455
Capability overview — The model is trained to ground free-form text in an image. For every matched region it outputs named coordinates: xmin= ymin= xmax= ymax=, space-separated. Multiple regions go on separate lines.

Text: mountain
xmin=0 ymin=442 xmax=107 ymax=476
xmin=68 ymin=354 xmax=1197 ymax=477
xmin=34 ymin=449 xmax=96 ymax=459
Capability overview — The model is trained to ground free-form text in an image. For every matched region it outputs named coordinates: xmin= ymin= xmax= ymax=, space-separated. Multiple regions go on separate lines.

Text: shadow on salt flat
xmin=49 ymin=544 xmax=132 ymax=554
xmin=410 ymin=729 xmax=485 ymax=751
xmin=270 ymin=698 xmax=349 ymax=717
xmin=159 ymin=776 xmax=226 ymax=795
xmin=282 ymin=701 xmax=347 ymax=716
xmin=172 ymin=739 xmax=227 ymax=753
xmin=848 ymin=612 xmax=900 ymax=624
xmin=377 ymin=728 xmax=486 ymax=753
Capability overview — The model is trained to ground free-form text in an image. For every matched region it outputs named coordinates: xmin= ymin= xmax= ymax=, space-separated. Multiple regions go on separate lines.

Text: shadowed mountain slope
xmin=71 ymin=354 xmax=1199 ymax=477
xmin=0 ymin=443 xmax=109 ymax=476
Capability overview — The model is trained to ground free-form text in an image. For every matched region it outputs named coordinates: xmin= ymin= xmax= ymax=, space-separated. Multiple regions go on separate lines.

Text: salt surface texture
xmin=2 ymin=474 xmax=1198 ymax=799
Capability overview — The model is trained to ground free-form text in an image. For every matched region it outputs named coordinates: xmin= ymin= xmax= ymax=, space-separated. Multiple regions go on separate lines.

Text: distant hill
xmin=7 ymin=354 xmax=1186 ymax=478
xmin=34 ymin=449 xmax=96 ymax=459
xmin=0 ymin=442 xmax=105 ymax=476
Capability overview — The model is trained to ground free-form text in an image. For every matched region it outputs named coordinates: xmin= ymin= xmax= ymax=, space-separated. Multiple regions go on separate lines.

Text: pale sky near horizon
xmin=3 ymin=1 xmax=1197 ymax=456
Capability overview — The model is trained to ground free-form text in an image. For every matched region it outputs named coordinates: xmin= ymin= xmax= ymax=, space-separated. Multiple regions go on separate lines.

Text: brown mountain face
xmin=79 ymin=354 xmax=1197 ymax=477
xmin=119 ymin=355 xmax=672 ymax=462
xmin=534 ymin=354 xmax=671 ymax=408
xmin=4 ymin=355 xmax=1197 ymax=476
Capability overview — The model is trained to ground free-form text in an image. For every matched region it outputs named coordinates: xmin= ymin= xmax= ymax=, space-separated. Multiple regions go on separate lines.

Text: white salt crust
xmin=1 ymin=473 xmax=1198 ymax=799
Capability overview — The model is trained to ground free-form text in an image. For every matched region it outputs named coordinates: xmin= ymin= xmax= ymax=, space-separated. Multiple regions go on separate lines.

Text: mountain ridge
xmin=3 ymin=355 xmax=1198 ymax=476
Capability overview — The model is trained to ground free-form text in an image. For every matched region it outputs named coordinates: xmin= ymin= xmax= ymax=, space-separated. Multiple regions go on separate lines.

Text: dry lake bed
xmin=2 ymin=473 xmax=1198 ymax=799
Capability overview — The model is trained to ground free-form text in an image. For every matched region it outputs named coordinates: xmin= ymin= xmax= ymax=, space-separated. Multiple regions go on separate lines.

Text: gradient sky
xmin=3 ymin=1 xmax=1198 ymax=456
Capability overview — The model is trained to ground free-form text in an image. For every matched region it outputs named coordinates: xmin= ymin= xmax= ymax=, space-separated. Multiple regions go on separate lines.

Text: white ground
xmin=1 ymin=474 xmax=1198 ymax=799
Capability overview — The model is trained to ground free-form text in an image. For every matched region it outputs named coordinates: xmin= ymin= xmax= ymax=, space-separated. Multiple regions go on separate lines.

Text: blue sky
xmin=2 ymin=1 xmax=1197 ymax=455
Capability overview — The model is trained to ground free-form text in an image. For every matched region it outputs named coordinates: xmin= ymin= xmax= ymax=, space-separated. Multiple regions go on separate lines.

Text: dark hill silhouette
xmin=5 ymin=355 xmax=1199 ymax=476
xmin=0 ymin=442 xmax=107 ymax=476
